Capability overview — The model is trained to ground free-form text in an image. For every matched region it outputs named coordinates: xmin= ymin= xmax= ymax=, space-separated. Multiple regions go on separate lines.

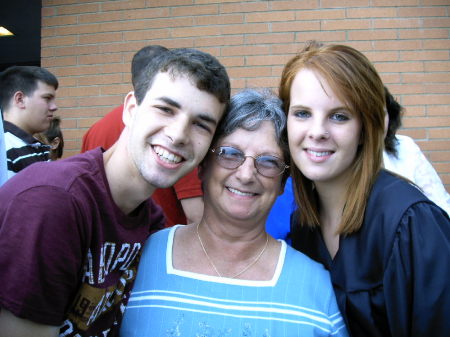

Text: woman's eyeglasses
xmin=211 ymin=146 xmax=288 ymax=178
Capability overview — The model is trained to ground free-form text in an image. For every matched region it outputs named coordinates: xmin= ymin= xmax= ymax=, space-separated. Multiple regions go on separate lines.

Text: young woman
xmin=280 ymin=41 xmax=450 ymax=337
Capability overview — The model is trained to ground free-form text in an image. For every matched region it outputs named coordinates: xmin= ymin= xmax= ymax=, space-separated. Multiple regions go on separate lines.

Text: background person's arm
xmin=0 ymin=309 xmax=59 ymax=337
xmin=181 ymin=196 xmax=204 ymax=224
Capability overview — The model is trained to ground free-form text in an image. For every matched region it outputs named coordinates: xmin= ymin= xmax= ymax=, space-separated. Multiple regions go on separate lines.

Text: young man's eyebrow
xmin=198 ymin=113 xmax=218 ymax=126
xmin=156 ymin=96 xmax=218 ymax=126
xmin=156 ymin=96 xmax=181 ymax=109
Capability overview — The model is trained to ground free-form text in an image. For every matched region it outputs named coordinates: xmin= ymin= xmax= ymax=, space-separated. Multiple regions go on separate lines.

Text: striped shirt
xmin=121 ymin=226 xmax=349 ymax=337
xmin=3 ymin=121 xmax=50 ymax=179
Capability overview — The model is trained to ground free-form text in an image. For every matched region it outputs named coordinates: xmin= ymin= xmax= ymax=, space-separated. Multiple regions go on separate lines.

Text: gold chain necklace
xmin=196 ymin=222 xmax=269 ymax=279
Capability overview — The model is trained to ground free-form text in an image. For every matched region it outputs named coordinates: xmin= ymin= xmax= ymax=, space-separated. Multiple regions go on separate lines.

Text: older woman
xmin=280 ymin=41 xmax=450 ymax=336
xmin=120 ymin=88 xmax=348 ymax=336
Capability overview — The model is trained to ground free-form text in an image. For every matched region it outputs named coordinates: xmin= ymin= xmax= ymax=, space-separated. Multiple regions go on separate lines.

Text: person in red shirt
xmin=82 ymin=45 xmax=204 ymax=227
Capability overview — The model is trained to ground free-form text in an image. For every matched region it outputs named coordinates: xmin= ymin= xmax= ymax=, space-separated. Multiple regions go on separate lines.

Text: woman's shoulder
xmin=284 ymin=243 xmax=330 ymax=277
xmin=370 ymin=170 xmax=428 ymax=208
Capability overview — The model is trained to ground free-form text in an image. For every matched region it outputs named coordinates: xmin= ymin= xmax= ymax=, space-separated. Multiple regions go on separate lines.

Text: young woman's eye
xmin=330 ymin=112 xmax=350 ymax=122
xmin=293 ymin=110 xmax=310 ymax=119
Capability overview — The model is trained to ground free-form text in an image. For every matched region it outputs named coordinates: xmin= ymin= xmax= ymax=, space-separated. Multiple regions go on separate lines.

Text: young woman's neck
xmin=315 ymin=180 xmax=348 ymax=258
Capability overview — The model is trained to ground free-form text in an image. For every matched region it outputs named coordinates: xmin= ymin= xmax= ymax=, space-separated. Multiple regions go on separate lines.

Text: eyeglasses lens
xmin=213 ymin=146 xmax=285 ymax=177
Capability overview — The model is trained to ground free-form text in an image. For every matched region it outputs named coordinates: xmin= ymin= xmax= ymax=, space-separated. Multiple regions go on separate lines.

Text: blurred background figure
xmin=383 ymin=87 xmax=450 ymax=216
xmin=0 ymin=65 xmax=58 ymax=179
xmin=0 ymin=116 xmax=7 ymax=187
xmin=35 ymin=116 xmax=64 ymax=161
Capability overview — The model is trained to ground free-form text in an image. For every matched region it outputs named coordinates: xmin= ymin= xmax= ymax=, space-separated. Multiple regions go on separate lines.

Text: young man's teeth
xmin=308 ymin=150 xmax=332 ymax=157
xmin=154 ymin=146 xmax=182 ymax=163
xmin=228 ymin=187 xmax=253 ymax=196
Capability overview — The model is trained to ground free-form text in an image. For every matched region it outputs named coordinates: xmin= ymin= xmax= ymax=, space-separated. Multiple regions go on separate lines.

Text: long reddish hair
xmin=279 ymin=41 xmax=385 ymax=234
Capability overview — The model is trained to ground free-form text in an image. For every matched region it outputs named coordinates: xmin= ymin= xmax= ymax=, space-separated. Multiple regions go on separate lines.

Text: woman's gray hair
xmin=211 ymin=88 xmax=290 ymax=183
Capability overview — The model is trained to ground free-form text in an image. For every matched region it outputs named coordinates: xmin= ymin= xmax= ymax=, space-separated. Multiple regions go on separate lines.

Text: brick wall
xmin=41 ymin=0 xmax=450 ymax=190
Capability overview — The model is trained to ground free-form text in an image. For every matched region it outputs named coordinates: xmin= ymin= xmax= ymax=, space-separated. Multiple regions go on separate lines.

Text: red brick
xmin=348 ymin=30 xmax=397 ymax=41
xmin=58 ymin=86 xmax=101 ymax=98
xmin=79 ymin=32 xmax=123 ymax=45
xmin=172 ymin=25 xmax=222 ymax=38
xmin=400 ymin=50 xmax=449 ymax=61
xmin=428 ymin=105 xmax=450 ymax=116
xmin=375 ymin=62 xmax=425 ymax=73
xmin=321 ymin=19 xmax=371 ymax=31
xmin=221 ymin=23 xmax=269 ymax=35
xmin=42 ymin=15 xmax=78 ymax=27
xmin=246 ymin=11 xmax=295 ymax=23
xmin=43 ymin=0 xmax=95 ymax=5
xmin=364 ymin=51 xmax=399 ymax=62
xmin=399 ymin=7 xmax=448 ymax=17
xmin=423 ymin=39 xmax=450 ymax=50
xmin=296 ymin=9 xmax=345 ymax=20
xmin=100 ymin=84 xmax=131 ymax=96
xmin=347 ymin=7 xmax=397 ymax=18
xmin=101 ymin=0 xmax=147 ymax=11
xmin=221 ymin=2 xmax=269 ymax=14
xmin=272 ymin=21 xmax=320 ymax=33
xmin=271 ymin=0 xmax=319 ymax=11
xmin=195 ymin=14 xmax=243 ymax=26
xmin=57 ymin=3 xmax=100 ymax=15
xmin=373 ymin=39 xmax=422 ymax=50
xmin=41 ymin=56 xmax=77 ymax=67
xmin=429 ymin=128 xmax=450 ymax=139
xmin=77 ymin=117 xmax=102 ymax=128
xmin=42 ymin=6 xmax=56 ymax=16
xmin=295 ymin=31 xmax=346 ymax=43
xmin=227 ymin=66 xmax=272 ymax=78
xmin=41 ymin=36 xmax=77 ymax=47
xmin=423 ymin=17 xmax=450 ymax=28
xmin=246 ymin=54 xmax=291 ymax=67
xmin=372 ymin=0 xmax=419 ymax=5
xmin=220 ymin=56 xmax=245 ymax=67
xmin=429 ymin=151 xmax=450 ymax=162
xmin=402 ymin=106 xmax=426 ymax=117
xmin=123 ymin=29 xmax=171 ymax=41
xmin=423 ymin=0 xmax=450 ymax=4
xmin=398 ymin=129 xmax=427 ymax=139
xmin=78 ymin=74 xmax=124 ymax=86
xmin=403 ymin=116 xmax=450 ymax=128
xmin=221 ymin=45 xmax=270 ymax=57
xmin=403 ymin=73 xmax=449 ymax=83
xmin=196 ymin=35 xmax=244 ymax=47
xmin=171 ymin=4 xmax=218 ymax=16
xmin=417 ymin=140 xmax=450 ymax=151
xmin=379 ymin=73 xmax=401 ymax=84
xmin=373 ymin=18 xmax=421 ymax=29
xmin=147 ymin=0 xmax=194 ymax=7
xmin=246 ymin=77 xmax=279 ymax=90
xmin=399 ymin=28 xmax=449 ymax=39
xmin=321 ymin=0 xmax=370 ymax=7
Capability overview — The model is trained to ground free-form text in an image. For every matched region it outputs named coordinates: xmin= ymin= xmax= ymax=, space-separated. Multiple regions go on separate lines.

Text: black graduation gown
xmin=291 ymin=170 xmax=450 ymax=337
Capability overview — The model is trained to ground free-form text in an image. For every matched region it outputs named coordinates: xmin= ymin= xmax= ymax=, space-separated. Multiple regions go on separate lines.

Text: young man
xmin=0 ymin=48 xmax=230 ymax=337
xmin=0 ymin=66 xmax=58 ymax=179
xmin=82 ymin=45 xmax=204 ymax=227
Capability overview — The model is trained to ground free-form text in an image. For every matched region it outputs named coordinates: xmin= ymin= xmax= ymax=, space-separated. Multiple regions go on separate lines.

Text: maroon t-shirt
xmin=0 ymin=148 xmax=164 ymax=336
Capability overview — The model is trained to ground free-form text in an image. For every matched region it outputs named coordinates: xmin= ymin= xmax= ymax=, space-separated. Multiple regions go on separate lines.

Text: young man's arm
xmin=0 ymin=309 xmax=59 ymax=337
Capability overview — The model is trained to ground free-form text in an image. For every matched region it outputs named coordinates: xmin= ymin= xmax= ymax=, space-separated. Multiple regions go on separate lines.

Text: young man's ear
xmin=122 ymin=91 xmax=137 ymax=127
xmin=13 ymin=91 xmax=26 ymax=109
